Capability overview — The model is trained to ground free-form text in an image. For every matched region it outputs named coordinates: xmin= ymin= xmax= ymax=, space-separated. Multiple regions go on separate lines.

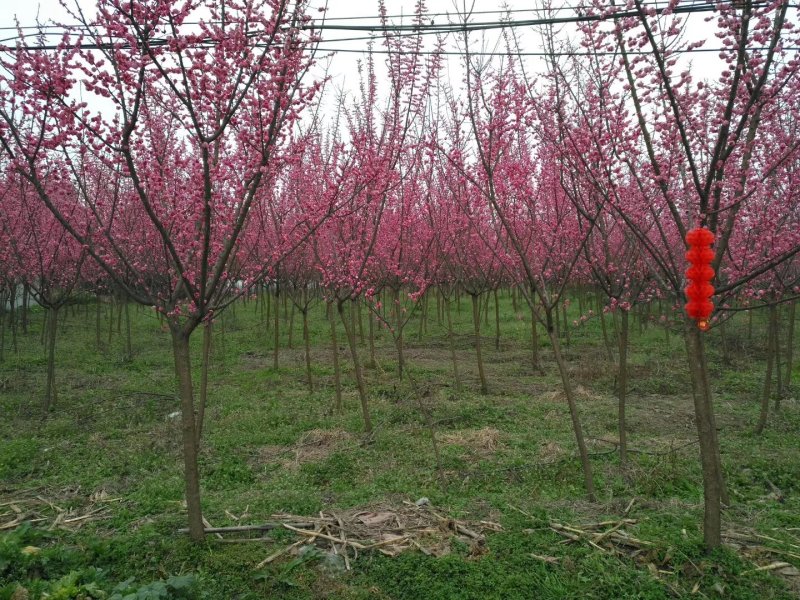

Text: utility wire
xmin=0 ymin=0 xmax=725 ymax=30
xmin=0 ymin=6 xmax=584 ymax=30
xmin=313 ymin=46 xmax=800 ymax=56
xmin=1 ymin=2 xmax=794 ymax=52
xmin=301 ymin=4 xmax=748 ymax=31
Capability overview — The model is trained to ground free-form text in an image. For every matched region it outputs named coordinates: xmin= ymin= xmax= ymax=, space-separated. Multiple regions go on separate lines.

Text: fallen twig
xmin=454 ymin=523 xmax=483 ymax=540
xmin=214 ymin=537 xmax=273 ymax=543
xmin=255 ymin=540 xmax=305 ymax=569
xmin=206 ymin=501 xmax=501 ymax=565
xmin=61 ymin=511 xmax=109 ymax=525
xmin=283 ymin=523 xmax=367 ymax=549
xmin=742 ymin=561 xmax=792 ymax=575
xmin=179 ymin=521 xmax=315 ymax=534
xmin=36 ymin=496 xmax=64 ymax=513
xmin=623 ymin=498 xmax=636 ymax=516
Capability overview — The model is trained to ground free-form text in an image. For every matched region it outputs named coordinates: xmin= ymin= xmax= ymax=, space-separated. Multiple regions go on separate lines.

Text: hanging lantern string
xmin=684 ymin=227 xmax=715 ymax=331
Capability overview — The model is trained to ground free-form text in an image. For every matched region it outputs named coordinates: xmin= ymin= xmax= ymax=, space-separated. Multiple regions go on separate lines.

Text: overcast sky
xmin=0 ymin=1 xmax=752 ymax=116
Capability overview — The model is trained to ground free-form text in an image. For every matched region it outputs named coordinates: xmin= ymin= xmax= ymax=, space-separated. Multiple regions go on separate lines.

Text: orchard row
xmin=1 ymin=0 xmax=798 ymax=549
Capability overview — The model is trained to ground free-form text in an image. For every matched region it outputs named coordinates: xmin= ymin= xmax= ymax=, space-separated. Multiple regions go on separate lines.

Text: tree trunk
xmin=416 ymin=392 xmax=446 ymax=489
xmin=116 ymin=294 xmax=123 ymax=334
xmin=393 ymin=287 xmax=405 ymax=379
xmin=40 ymin=307 xmax=47 ymax=346
xmin=265 ymin=289 xmax=271 ymax=330
xmin=684 ymin=320 xmax=724 ymax=550
xmin=196 ymin=321 xmax=212 ymax=445
xmin=719 ymin=318 xmax=730 ymax=365
xmin=530 ymin=302 xmax=542 ymax=375
xmin=287 ymin=300 xmax=295 ymax=350
xmin=785 ymin=300 xmax=795 ymax=395
xmin=367 ymin=303 xmax=376 ymax=369
xmin=774 ymin=306 xmax=782 ymax=408
xmin=124 ymin=300 xmax=132 ymax=360
xmin=554 ymin=298 xmax=561 ymax=339
xmin=0 ymin=300 xmax=5 ymax=363
xmin=95 ymin=294 xmax=102 ymax=351
xmin=21 ymin=284 xmax=29 ymax=335
xmin=10 ymin=285 xmax=17 ymax=354
xmin=611 ymin=310 xmax=620 ymax=348
xmin=44 ymin=307 xmax=59 ymax=412
xmin=445 ymin=295 xmax=462 ymax=394
xmin=471 ymin=294 xmax=488 ymax=394
xmin=169 ymin=326 xmax=204 ymax=542
xmin=548 ymin=319 xmax=596 ymax=502
xmin=636 ymin=305 xmax=643 ymax=336
xmin=328 ymin=302 xmax=343 ymax=413
xmin=302 ymin=297 xmax=313 ymax=393
xmin=618 ymin=310 xmax=629 ymax=469
xmin=417 ymin=292 xmax=427 ymax=342
xmin=494 ymin=289 xmax=501 ymax=350
xmin=357 ymin=298 xmax=364 ymax=345
xmin=422 ymin=292 xmax=429 ymax=337
xmin=600 ymin=307 xmax=614 ymax=362
xmin=107 ymin=297 xmax=114 ymax=346
xmin=563 ymin=301 xmax=571 ymax=347
xmin=339 ymin=300 xmax=372 ymax=433
xmin=63 ymin=303 xmax=71 ymax=334
xmin=273 ymin=289 xmax=280 ymax=370
xmin=260 ymin=286 xmax=266 ymax=322
xmin=756 ymin=304 xmax=777 ymax=432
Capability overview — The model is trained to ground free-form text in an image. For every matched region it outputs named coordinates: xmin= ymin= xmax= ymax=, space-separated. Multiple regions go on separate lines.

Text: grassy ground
xmin=1 ymin=292 xmax=798 ymax=599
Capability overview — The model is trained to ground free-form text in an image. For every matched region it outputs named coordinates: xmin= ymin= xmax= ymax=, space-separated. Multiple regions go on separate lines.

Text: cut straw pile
xmin=198 ymin=500 xmax=503 ymax=570
xmin=0 ymin=487 xmax=120 ymax=532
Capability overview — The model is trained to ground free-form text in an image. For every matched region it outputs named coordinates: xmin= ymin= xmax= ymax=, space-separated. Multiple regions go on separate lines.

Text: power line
xmin=306 ymin=6 xmax=719 ymax=32
xmin=1 ymin=2 xmax=794 ymax=52
xmin=306 ymin=2 xmax=686 ymax=21
xmin=0 ymin=0 xmax=719 ymax=30
xmin=313 ymin=46 xmax=800 ymax=57
xmin=0 ymin=8 xmax=550 ymax=30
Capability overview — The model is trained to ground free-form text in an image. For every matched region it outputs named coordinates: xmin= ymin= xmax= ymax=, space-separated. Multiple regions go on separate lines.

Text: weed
xmin=0 ymin=297 xmax=797 ymax=598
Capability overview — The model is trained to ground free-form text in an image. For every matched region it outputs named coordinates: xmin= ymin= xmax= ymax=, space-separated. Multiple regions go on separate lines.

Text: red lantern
xmin=684 ymin=227 xmax=715 ymax=331
xmin=686 ymin=264 xmax=715 ymax=281
xmin=686 ymin=228 xmax=715 ymax=246
xmin=686 ymin=247 xmax=715 ymax=264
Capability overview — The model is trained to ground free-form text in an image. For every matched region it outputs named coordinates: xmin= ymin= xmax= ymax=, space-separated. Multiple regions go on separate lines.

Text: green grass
xmin=1 ymin=292 xmax=798 ymax=599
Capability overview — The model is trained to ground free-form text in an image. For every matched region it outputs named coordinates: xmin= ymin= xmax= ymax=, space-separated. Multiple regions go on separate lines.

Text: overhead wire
xmin=0 ymin=6 xmax=564 ymax=30
xmin=0 ymin=0 xmax=722 ymax=30
xmin=0 ymin=1 xmax=796 ymax=53
xmin=312 ymin=46 xmax=800 ymax=56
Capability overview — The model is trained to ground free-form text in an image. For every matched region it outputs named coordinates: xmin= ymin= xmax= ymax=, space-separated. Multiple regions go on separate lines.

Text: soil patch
xmin=255 ymin=428 xmax=353 ymax=471
xmin=440 ymin=427 xmax=501 ymax=456
xmin=538 ymin=440 xmax=567 ymax=462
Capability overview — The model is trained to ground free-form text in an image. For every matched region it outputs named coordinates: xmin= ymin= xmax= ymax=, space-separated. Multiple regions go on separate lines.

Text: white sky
xmin=2 ymin=0 xmax=726 ymax=91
